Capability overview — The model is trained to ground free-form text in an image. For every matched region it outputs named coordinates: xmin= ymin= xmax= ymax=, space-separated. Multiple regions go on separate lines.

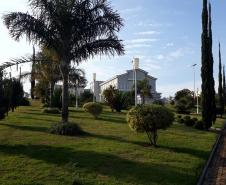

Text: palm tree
xmin=137 ymin=78 xmax=152 ymax=104
xmin=3 ymin=0 xmax=124 ymax=123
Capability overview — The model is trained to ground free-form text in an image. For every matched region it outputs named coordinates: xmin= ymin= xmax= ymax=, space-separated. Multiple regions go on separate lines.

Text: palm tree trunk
xmin=60 ymin=62 xmax=69 ymax=124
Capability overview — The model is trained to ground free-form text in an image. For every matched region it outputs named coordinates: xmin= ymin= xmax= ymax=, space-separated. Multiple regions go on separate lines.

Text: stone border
xmin=197 ymin=124 xmax=226 ymax=185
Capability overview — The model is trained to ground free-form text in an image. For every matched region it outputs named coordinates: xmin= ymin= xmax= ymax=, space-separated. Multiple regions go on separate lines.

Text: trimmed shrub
xmin=0 ymin=107 xmax=6 ymax=120
xmin=175 ymin=97 xmax=193 ymax=114
xmin=52 ymin=88 xmax=62 ymax=109
xmin=127 ymin=105 xmax=174 ymax=146
xmin=194 ymin=120 xmax=204 ymax=130
xmin=177 ymin=115 xmax=182 ymax=119
xmin=192 ymin=117 xmax=198 ymax=123
xmin=184 ymin=118 xmax=195 ymax=127
xmin=184 ymin=116 xmax=191 ymax=121
xmin=180 ymin=118 xmax=185 ymax=124
xmin=43 ymin=108 xmax=60 ymax=114
xmin=19 ymin=97 xmax=31 ymax=106
xmin=83 ymin=102 xmax=103 ymax=119
xmin=50 ymin=123 xmax=84 ymax=136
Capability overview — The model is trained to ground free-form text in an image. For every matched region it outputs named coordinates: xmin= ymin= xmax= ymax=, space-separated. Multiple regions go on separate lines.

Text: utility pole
xmin=197 ymin=88 xmax=199 ymax=114
xmin=93 ymin=73 xmax=96 ymax=102
xmin=192 ymin=64 xmax=197 ymax=99
xmin=133 ymin=58 xmax=139 ymax=106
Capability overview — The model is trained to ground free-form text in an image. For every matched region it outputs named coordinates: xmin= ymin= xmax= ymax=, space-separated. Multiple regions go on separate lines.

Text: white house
xmin=90 ymin=58 xmax=161 ymax=103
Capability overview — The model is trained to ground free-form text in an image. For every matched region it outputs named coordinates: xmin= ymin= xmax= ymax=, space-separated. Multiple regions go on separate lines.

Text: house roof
xmin=99 ymin=68 xmax=157 ymax=86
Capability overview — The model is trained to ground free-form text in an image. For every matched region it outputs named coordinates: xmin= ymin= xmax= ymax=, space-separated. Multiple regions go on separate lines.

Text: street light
xmin=192 ymin=64 xmax=197 ymax=99
xmin=93 ymin=73 xmax=96 ymax=102
xmin=197 ymin=88 xmax=199 ymax=114
xmin=75 ymin=79 xmax=78 ymax=109
xmin=133 ymin=58 xmax=139 ymax=106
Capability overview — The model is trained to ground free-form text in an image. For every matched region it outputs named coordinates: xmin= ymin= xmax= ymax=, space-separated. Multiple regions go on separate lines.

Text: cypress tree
xmin=208 ymin=3 xmax=216 ymax=124
xmin=201 ymin=0 xmax=215 ymax=129
xmin=30 ymin=46 xmax=36 ymax=99
xmin=218 ymin=42 xmax=224 ymax=112
xmin=223 ymin=65 xmax=226 ymax=105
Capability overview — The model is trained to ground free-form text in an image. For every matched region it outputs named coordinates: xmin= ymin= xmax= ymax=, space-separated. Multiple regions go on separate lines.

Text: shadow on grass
xmin=159 ymin=145 xmax=210 ymax=160
xmin=0 ymin=144 xmax=195 ymax=185
xmin=0 ymin=123 xmax=209 ymax=160
xmin=0 ymin=123 xmax=48 ymax=133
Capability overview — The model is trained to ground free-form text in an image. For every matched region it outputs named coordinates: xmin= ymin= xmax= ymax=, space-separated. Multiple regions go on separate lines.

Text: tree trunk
xmin=60 ymin=62 xmax=69 ymax=124
xmin=49 ymin=81 xmax=55 ymax=108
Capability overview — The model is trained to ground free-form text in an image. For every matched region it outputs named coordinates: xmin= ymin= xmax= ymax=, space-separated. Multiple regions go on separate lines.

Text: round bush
xmin=184 ymin=116 xmax=195 ymax=127
xmin=20 ymin=97 xmax=31 ymax=106
xmin=0 ymin=107 xmax=6 ymax=120
xmin=177 ymin=115 xmax=182 ymax=119
xmin=195 ymin=120 xmax=204 ymax=130
xmin=50 ymin=123 xmax=84 ymax=136
xmin=43 ymin=108 xmax=60 ymax=114
xmin=184 ymin=116 xmax=191 ymax=121
xmin=83 ymin=102 xmax=103 ymax=119
xmin=127 ymin=105 xmax=174 ymax=146
xmin=192 ymin=117 xmax=198 ymax=123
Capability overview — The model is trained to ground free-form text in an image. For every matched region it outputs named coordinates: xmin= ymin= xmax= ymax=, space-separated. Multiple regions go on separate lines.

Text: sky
xmin=0 ymin=0 xmax=226 ymax=97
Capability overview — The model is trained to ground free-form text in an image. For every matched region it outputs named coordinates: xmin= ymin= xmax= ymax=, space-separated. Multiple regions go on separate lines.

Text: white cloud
xmin=126 ymin=38 xmax=158 ymax=44
xmin=135 ymin=31 xmax=160 ymax=36
xmin=126 ymin=44 xmax=152 ymax=49
xmin=120 ymin=6 xmax=142 ymax=14
xmin=166 ymin=42 xmax=174 ymax=47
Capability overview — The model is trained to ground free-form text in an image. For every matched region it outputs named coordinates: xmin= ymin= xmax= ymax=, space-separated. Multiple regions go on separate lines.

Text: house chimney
xmin=133 ymin=58 xmax=139 ymax=69
xmin=93 ymin=73 xmax=96 ymax=81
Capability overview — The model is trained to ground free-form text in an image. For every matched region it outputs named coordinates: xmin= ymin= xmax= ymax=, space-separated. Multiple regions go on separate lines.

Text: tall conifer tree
xmin=208 ymin=3 xmax=216 ymax=124
xmin=201 ymin=0 xmax=215 ymax=129
xmin=218 ymin=42 xmax=224 ymax=112
xmin=223 ymin=65 xmax=226 ymax=105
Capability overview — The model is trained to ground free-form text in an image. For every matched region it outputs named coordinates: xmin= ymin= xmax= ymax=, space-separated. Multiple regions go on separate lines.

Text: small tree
xmin=79 ymin=91 xmax=94 ymax=106
xmin=103 ymin=85 xmax=117 ymax=112
xmin=83 ymin=102 xmax=103 ymax=119
xmin=127 ymin=105 xmax=174 ymax=146
xmin=175 ymin=97 xmax=193 ymax=114
xmin=10 ymin=79 xmax=24 ymax=112
xmin=0 ymin=70 xmax=7 ymax=119
xmin=112 ymin=91 xmax=128 ymax=112
xmin=175 ymin=89 xmax=193 ymax=101
xmin=136 ymin=78 xmax=152 ymax=104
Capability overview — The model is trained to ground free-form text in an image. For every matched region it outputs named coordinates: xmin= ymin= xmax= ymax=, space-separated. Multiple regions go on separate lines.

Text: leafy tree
xmin=83 ymin=102 xmax=103 ymax=119
xmin=79 ymin=91 xmax=94 ymax=106
xmin=127 ymin=105 xmax=174 ymax=147
xmin=175 ymin=89 xmax=193 ymax=101
xmin=0 ymin=70 xmax=7 ymax=119
xmin=175 ymin=97 xmax=193 ymax=114
xmin=10 ymin=79 xmax=24 ymax=112
xmin=218 ymin=42 xmax=224 ymax=113
xmin=103 ymin=85 xmax=117 ymax=112
xmin=112 ymin=91 xmax=128 ymax=112
xmin=4 ymin=0 xmax=124 ymax=124
xmin=201 ymin=0 xmax=216 ymax=129
xmin=136 ymin=78 xmax=152 ymax=104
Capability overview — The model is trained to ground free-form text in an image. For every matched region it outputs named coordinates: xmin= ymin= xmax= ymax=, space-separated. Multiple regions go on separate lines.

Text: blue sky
xmin=0 ymin=0 xmax=226 ymax=97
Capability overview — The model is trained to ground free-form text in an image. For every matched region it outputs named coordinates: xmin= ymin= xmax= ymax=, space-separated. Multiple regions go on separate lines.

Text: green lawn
xmin=0 ymin=101 xmax=224 ymax=185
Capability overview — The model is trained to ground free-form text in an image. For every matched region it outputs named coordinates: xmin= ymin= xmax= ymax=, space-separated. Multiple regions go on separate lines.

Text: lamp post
xmin=75 ymin=79 xmax=78 ymax=109
xmin=192 ymin=64 xmax=197 ymax=99
xmin=133 ymin=58 xmax=139 ymax=106
xmin=93 ymin=73 xmax=96 ymax=102
xmin=197 ymin=88 xmax=199 ymax=114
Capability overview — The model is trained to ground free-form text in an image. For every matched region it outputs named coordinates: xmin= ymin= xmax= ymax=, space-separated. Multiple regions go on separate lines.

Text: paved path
xmin=202 ymin=129 xmax=226 ymax=185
